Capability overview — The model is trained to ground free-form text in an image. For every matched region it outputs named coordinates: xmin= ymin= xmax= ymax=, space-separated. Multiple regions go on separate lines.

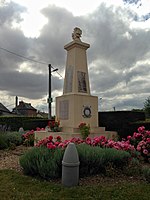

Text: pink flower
xmin=127 ymin=135 xmax=132 ymax=140
xmin=47 ymin=142 xmax=56 ymax=149
xmin=137 ymin=146 xmax=141 ymax=151
xmin=85 ymin=137 xmax=92 ymax=145
xmin=138 ymin=126 xmax=145 ymax=133
xmin=56 ymin=136 xmax=62 ymax=141
xmin=48 ymin=135 xmax=53 ymax=141
xmin=143 ymin=149 xmax=148 ymax=155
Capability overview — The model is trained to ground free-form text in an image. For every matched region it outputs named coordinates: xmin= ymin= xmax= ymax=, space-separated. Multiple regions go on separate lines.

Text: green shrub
xmin=5 ymin=132 xmax=23 ymax=146
xmin=0 ymin=134 xmax=8 ymax=149
xmin=0 ymin=132 xmax=23 ymax=150
xmin=123 ymin=158 xmax=142 ymax=176
xmin=77 ymin=144 xmax=131 ymax=177
xmin=0 ymin=116 xmax=47 ymax=131
xmin=20 ymin=144 xmax=132 ymax=180
xmin=20 ymin=147 xmax=64 ymax=180
xmin=142 ymin=166 xmax=150 ymax=183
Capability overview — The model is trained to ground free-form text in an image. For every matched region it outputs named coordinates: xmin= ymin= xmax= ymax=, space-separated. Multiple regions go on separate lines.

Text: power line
xmin=0 ymin=46 xmax=48 ymax=65
xmin=0 ymin=45 xmax=64 ymax=78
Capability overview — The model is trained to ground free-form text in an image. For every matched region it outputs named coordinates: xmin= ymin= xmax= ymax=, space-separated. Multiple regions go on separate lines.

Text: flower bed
xmin=22 ymin=126 xmax=150 ymax=162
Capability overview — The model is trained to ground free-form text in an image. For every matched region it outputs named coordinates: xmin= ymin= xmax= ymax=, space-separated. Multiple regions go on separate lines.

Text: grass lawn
xmin=0 ymin=169 xmax=150 ymax=200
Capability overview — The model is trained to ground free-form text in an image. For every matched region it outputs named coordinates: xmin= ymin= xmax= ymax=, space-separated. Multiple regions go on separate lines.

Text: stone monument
xmin=35 ymin=27 xmax=117 ymax=142
xmin=56 ymin=27 xmax=104 ymax=134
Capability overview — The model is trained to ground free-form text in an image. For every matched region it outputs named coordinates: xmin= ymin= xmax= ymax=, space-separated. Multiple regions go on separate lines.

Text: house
xmin=37 ymin=111 xmax=48 ymax=118
xmin=12 ymin=101 xmax=37 ymax=117
xmin=0 ymin=103 xmax=11 ymax=116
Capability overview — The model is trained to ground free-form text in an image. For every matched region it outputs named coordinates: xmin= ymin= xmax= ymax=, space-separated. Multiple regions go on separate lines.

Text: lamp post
xmin=48 ymin=64 xmax=58 ymax=119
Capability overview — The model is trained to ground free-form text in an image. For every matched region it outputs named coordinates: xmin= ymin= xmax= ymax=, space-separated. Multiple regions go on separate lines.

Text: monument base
xmin=56 ymin=93 xmax=99 ymax=128
xmin=34 ymin=129 xmax=117 ymax=144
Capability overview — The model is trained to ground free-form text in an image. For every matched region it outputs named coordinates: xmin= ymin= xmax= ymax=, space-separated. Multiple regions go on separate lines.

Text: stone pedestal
xmin=56 ymin=93 xmax=98 ymax=132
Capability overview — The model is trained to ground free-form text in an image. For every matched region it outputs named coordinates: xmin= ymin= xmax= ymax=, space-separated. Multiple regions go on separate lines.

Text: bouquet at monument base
xmin=47 ymin=120 xmax=61 ymax=132
xmin=79 ymin=122 xmax=90 ymax=140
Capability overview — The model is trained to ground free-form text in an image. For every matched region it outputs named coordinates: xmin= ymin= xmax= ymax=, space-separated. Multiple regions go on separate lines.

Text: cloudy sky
xmin=0 ymin=0 xmax=150 ymax=113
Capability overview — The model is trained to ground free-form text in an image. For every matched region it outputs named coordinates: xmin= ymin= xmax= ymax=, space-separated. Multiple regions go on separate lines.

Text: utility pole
xmin=48 ymin=64 xmax=58 ymax=120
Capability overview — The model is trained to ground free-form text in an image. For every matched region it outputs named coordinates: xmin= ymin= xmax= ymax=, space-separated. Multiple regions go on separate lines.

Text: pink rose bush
xmin=35 ymin=136 xmax=84 ymax=149
xmin=35 ymin=134 xmax=136 ymax=156
xmin=22 ymin=127 xmax=45 ymax=146
xmin=127 ymin=126 xmax=150 ymax=162
xmin=22 ymin=130 xmax=35 ymax=146
xmin=33 ymin=126 xmax=150 ymax=162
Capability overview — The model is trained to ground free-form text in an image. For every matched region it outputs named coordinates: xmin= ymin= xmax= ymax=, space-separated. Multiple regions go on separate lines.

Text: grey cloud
xmin=0 ymin=1 xmax=25 ymax=25
xmin=86 ymin=4 xmax=150 ymax=69
xmin=0 ymin=1 xmax=150 ymax=111
xmin=0 ymin=71 xmax=63 ymax=99
xmin=31 ymin=5 xmax=84 ymax=70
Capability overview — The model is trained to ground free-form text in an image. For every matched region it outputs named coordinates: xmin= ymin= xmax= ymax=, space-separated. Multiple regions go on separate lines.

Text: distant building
xmin=37 ymin=111 xmax=48 ymax=118
xmin=0 ymin=103 xmax=11 ymax=116
xmin=12 ymin=101 xmax=37 ymax=117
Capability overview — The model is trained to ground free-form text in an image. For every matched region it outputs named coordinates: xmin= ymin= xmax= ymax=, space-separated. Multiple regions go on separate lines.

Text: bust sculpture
xmin=72 ymin=27 xmax=82 ymax=41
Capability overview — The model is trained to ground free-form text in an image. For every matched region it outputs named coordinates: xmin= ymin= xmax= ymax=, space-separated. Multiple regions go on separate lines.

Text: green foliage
xmin=144 ymin=96 xmax=150 ymax=118
xmin=142 ymin=166 xmax=150 ymax=183
xmin=77 ymin=144 xmax=131 ymax=177
xmin=0 ymin=134 xmax=8 ymax=149
xmin=5 ymin=132 xmax=23 ymax=146
xmin=20 ymin=147 xmax=64 ymax=180
xmin=20 ymin=144 xmax=132 ymax=180
xmin=0 ymin=132 xmax=23 ymax=149
xmin=0 ymin=116 xmax=48 ymax=131
xmin=123 ymin=158 xmax=142 ymax=176
xmin=23 ymin=118 xmax=48 ymax=130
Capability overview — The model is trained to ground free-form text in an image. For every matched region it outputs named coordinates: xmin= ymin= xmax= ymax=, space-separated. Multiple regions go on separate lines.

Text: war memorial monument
xmin=35 ymin=27 xmax=117 ymax=141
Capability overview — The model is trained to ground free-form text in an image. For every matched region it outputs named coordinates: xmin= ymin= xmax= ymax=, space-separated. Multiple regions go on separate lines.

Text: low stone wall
xmin=34 ymin=130 xmax=117 ymax=144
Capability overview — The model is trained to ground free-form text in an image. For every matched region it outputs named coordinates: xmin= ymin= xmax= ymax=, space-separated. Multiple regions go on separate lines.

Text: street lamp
xmin=48 ymin=64 xmax=58 ymax=119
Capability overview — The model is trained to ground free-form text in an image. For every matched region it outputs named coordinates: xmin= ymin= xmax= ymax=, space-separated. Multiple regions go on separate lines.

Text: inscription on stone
xmin=59 ymin=100 xmax=69 ymax=120
xmin=64 ymin=65 xmax=73 ymax=93
xmin=77 ymin=71 xmax=87 ymax=93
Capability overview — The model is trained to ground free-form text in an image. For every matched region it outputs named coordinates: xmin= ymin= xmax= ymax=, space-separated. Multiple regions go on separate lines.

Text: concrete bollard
xmin=18 ymin=127 xmax=24 ymax=134
xmin=62 ymin=142 xmax=80 ymax=187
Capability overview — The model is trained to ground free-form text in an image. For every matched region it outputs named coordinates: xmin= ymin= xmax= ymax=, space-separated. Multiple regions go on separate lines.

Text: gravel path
xmin=0 ymin=146 xmax=31 ymax=172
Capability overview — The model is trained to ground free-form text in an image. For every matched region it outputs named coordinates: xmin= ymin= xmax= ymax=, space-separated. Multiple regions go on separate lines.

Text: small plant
xmin=79 ymin=122 xmax=90 ymax=140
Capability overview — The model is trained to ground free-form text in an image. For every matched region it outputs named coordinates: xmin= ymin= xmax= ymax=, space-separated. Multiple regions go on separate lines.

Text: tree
xmin=143 ymin=96 xmax=150 ymax=118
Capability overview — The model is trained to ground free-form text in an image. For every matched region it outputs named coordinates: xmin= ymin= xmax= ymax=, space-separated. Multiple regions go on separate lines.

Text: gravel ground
xmin=0 ymin=145 xmax=31 ymax=172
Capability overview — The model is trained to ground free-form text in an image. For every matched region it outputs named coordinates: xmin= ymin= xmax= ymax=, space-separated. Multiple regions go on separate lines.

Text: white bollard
xmin=62 ymin=143 xmax=80 ymax=187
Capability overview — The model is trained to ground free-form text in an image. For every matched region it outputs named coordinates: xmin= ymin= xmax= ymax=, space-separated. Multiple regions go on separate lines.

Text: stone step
xmin=34 ymin=129 xmax=117 ymax=144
